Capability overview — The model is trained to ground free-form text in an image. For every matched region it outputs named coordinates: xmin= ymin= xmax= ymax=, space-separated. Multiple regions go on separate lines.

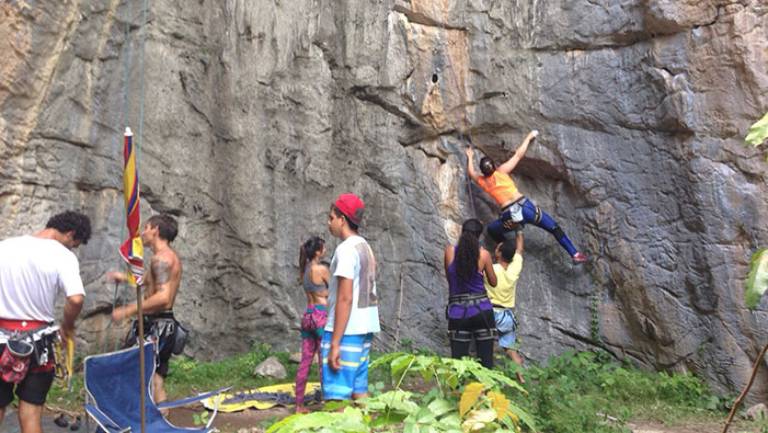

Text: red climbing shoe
xmin=572 ymin=252 xmax=588 ymax=264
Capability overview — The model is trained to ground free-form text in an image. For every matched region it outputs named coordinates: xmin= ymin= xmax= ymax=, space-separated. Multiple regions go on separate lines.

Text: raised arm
xmin=515 ymin=231 xmax=524 ymax=256
xmin=464 ymin=147 xmax=480 ymax=183
xmin=497 ymin=130 xmax=538 ymax=174
xmin=481 ymin=248 xmax=497 ymax=287
xmin=444 ymin=245 xmax=454 ymax=277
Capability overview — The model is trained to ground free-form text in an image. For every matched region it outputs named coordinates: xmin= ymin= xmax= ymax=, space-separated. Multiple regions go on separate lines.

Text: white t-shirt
xmin=325 ymin=235 xmax=380 ymax=335
xmin=0 ymin=235 xmax=85 ymax=322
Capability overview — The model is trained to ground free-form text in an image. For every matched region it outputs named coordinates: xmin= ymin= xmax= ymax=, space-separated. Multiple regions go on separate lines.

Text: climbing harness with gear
xmin=445 ymin=292 xmax=498 ymax=342
xmin=0 ymin=324 xmax=60 ymax=384
xmin=445 ymin=292 xmax=491 ymax=319
xmin=124 ymin=312 xmax=188 ymax=355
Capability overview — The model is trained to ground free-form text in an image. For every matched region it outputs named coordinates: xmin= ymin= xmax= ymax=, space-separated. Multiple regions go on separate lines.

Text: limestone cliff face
xmin=1 ymin=0 xmax=767 ymax=397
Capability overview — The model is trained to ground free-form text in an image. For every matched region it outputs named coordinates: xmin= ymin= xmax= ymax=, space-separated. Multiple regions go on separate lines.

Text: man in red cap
xmin=321 ymin=193 xmax=380 ymax=402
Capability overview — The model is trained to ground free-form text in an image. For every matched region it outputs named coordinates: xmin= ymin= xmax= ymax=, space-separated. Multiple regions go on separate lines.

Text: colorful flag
xmin=118 ymin=127 xmax=144 ymax=286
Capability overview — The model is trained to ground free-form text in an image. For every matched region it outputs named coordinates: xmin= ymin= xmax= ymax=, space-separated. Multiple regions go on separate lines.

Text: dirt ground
xmin=165 ymin=402 xmax=325 ymax=432
xmin=629 ymin=419 xmax=763 ymax=433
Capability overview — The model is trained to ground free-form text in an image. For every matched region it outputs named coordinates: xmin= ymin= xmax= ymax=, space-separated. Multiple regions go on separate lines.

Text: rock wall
xmin=1 ymin=0 xmax=767 ymax=397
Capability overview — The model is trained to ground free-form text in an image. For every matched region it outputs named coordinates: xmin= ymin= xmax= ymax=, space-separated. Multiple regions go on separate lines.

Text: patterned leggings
xmin=295 ymin=335 xmax=322 ymax=406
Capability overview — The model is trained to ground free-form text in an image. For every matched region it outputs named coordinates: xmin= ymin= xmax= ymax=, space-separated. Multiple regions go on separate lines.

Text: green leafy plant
xmin=723 ymin=113 xmax=768 ymax=433
xmin=192 ymin=410 xmax=210 ymax=426
xmin=266 ymin=406 xmax=369 ymax=433
xmin=459 ymin=382 xmax=535 ymax=433
xmin=746 ymin=112 xmax=768 ymax=148
xmin=745 ymin=248 xmax=768 ymax=309
xmin=264 ymin=352 xmax=537 ymax=433
xmin=363 ymin=390 xmax=462 ymax=432
xmin=517 ymin=350 xmax=724 ymax=433
xmin=371 ymin=352 xmax=523 ymax=394
xmin=370 ymin=353 xmax=534 ymax=432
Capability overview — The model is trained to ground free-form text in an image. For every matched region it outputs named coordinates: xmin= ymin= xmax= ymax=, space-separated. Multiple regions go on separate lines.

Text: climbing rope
xmin=463 ymin=134 xmax=478 ymax=218
xmin=101 ymin=0 xmax=150 ymax=353
xmin=426 ymin=1 xmax=482 ymax=220
xmin=136 ymin=0 xmax=149 ymax=166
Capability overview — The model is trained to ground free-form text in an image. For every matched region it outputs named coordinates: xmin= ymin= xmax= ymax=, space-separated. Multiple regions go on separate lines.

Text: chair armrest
xmin=85 ymin=403 xmax=131 ymax=433
xmin=157 ymin=386 xmax=232 ymax=410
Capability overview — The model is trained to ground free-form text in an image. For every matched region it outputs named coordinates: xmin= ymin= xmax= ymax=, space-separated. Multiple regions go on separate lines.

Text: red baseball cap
xmin=334 ymin=193 xmax=365 ymax=225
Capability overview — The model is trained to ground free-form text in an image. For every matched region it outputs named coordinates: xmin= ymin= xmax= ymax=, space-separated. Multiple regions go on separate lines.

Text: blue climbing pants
xmin=486 ymin=197 xmax=578 ymax=256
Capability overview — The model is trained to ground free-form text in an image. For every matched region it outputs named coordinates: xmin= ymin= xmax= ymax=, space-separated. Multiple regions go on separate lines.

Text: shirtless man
xmin=108 ymin=214 xmax=182 ymax=407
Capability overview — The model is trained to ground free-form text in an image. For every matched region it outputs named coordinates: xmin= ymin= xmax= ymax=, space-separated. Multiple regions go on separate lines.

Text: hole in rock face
xmin=432 ymin=74 xmax=439 ymax=83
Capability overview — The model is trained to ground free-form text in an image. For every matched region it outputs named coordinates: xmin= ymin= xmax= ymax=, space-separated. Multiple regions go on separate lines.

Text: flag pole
xmin=136 ymin=282 xmax=146 ymax=433
xmin=121 ymin=126 xmax=146 ymax=433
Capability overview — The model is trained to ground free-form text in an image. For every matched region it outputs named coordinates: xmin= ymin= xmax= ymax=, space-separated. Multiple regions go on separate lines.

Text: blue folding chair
xmin=84 ymin=342 xmax=229 ymax=433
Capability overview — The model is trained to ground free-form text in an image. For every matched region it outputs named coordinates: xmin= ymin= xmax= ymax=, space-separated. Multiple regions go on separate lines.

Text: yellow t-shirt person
xmin=483 ymin=255 xmax=523 ymax=308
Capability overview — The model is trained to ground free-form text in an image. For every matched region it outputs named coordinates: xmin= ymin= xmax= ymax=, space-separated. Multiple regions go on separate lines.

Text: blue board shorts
xmin=493 ymin=308 xmax=518 ymax=349
xmin=321 ymin=332 xmax=373 ymax=400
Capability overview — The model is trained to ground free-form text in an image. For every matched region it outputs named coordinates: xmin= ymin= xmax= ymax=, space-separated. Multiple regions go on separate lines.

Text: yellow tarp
xmin=202 ymin=382 xmax=321 ymax=412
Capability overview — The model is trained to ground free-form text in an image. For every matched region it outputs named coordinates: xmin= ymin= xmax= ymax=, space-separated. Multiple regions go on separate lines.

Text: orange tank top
xmin=477 ymin=171 xmax=519 ymax=205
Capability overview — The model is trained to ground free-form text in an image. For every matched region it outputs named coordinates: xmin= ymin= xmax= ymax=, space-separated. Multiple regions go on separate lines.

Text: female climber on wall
xmin=465 ymin=130 xmax=588 ymax=264
xmin=294 ymin=236 xmax=330 ymax=413
xmin=444 ymin=218 xmax=498 ymax=368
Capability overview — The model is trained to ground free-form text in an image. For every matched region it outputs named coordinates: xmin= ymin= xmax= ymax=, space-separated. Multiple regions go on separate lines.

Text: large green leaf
xmin=370 ymin=352 xmax=403 ymax=370
xmin=363 ymin=389 xmax=419 ymax=414
xmin=437 ymin=413 xmax=463 ymax=432
xmin=266 ymin=408 xmax=369 ymax=433
xmin=415 ymin=406 xmax=437 ymax=423
xmin=746 ymin=112 xmax=768 ymax=147
xmin=745 ymin=248 xmax=768 ymax=309
xmin=506 ymin=400 xmax=538 ymax=432
xmin=332 ymin=408 xmax=370 ymax=432
xmin=369 ymin=411 xmax=407 ymax=427
xmin=427 ymin=397 xmax=455 ymax=417
xmin=391 ymin=354 xmax=416 ymax=382
xmin=265 ymin=412 xmax=334 ymax=433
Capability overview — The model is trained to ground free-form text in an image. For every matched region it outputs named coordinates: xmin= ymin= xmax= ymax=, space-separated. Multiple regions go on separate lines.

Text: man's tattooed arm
xmin=151 ymin=257 xmax=172 ymax=285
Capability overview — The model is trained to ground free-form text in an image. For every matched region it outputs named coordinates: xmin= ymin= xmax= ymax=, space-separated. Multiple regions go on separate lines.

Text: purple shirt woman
xmin=444 ymin=219 xmax=498 ymax=368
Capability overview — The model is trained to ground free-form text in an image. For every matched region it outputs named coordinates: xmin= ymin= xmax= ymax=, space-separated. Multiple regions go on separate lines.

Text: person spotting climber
xmin=484 ymin=234 xmax=526 ymax=383
xmin=322 ymin=193 xmax=380 ymax=402
xmin=445 ymin=218 xmax=497 ymax=369
xmin=294 ymin=236 xmax=330 ymax=413
xmin=108 ymin=214 xmax=185 ymax=411
xmin=0 ymin=211 xmax=90 ymax=433
xmin=465 ymin=130 xmax=587 ymax=264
